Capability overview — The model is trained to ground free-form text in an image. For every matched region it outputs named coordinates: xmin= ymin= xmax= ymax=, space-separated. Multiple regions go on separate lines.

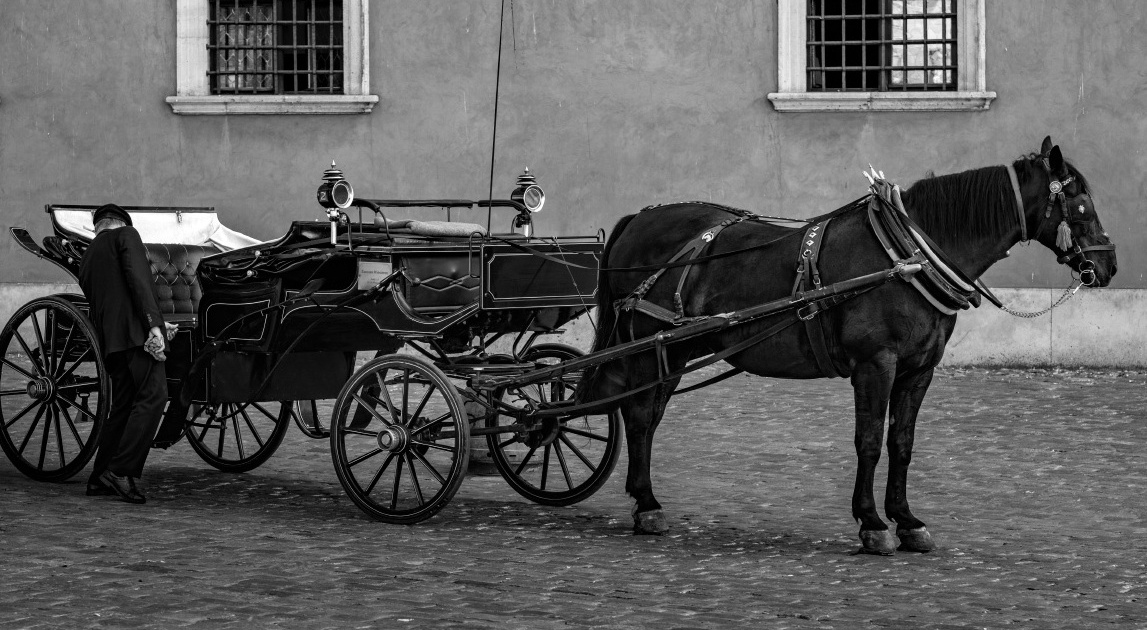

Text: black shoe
xmin=99 ymin=471 xmax=146 ymax=504
xmin=86 ymin=478 xmax=117 ymax=497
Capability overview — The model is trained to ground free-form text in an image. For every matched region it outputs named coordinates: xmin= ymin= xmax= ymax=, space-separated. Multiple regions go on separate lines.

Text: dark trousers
xmin=88 ymin=347 xmax=167 ymax=481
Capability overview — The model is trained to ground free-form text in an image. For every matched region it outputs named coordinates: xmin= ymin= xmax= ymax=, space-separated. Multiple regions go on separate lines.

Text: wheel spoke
xmin=46 ymin=310 xmax=59 ymax=376
xmin=351 ymin=391 xmax=397 ymax=427
xmin=363 ymin=452 xmax=396 ymax=494
xmin=52 ymin=318 xmax=78 ymax=378
xmin=409 ymin=447 xmax=447 ymax=485
xmin=409 ymin=412 xmax=451 ymax=438
xmin=5 ymin=398 xmax=41 ymax=429
xmin=407 ymin=383 xmax=436 ymax=429
xmin=558 ymin=432 xmax=598 ymax=471
xmin=56 ymin=400 xmax=85 ymax=447
xmin=401 ymin=369 xmax=411 ymax=425
xmin=406 ymin=453 xmax=426 ymax=505
xmin=216 ymin=405 xmax=228 ymax=456
xmin=57 ymin=395 xmax=97 ymax=422
xmin=515 ymin=446 xmax=538 ymax=476
xmin=52 ymin=403 xmax=67 ymax=469
xmin=553 ymin=441 xmax=574 ymax=490
xmin=540 ymin=445 xmax=551 ymax=490
xmin=231 ymin=409 xmax=247 ymax=460
xmin=238 ymin=406 xmax=266 ymax=449
xmin=12 ymin=330 xmax=47 ymax=377
xmin=561 ymin=424 xmax=610 ymax=442
xmin=390 ymin=456 xmax=405 ymax=510
xmin=375 ymin=371 xmax=403 ymax=425
xmin=30 ymin=311 xmax=51 ymax=377
xmin=16 ymin=404 xmax=48 ymax=455
xmin=408 ymin=439 xmax=454 ymax=453
xmin=56 ymin=346 xmax=93 ymax=382
xmin=346 ymin=447 xmax=385 ymax=468
xmin=37 ymin=402 xmax=55 ymax=470
xmin=2 ymin=356 xmax=38 ymax=381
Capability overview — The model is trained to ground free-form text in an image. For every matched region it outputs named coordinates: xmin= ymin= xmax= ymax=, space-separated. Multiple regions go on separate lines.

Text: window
xmin=769 ymin=0 xmax=994 ymax=112
xmin=168 ymin=0 xmax=377 ymax=114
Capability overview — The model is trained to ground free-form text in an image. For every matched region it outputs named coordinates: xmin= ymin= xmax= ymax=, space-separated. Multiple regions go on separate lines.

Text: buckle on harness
xmin=797 ymin=302 xmax=819 ymax=321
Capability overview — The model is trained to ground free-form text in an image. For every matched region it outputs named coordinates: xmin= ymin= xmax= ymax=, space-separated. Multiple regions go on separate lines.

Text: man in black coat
xmin=79 ymin=204 xmax=174 ymax=504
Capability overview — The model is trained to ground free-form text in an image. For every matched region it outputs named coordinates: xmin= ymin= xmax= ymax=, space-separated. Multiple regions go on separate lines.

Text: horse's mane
xmin=901 ymin=154 xmax=1095 ymax=248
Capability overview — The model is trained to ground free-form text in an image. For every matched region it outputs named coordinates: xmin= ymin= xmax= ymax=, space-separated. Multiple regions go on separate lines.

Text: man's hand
xmin=145 ymin=327 xmax=166 ymax=361
xmin=164 ymin=322 xmax=178 ymax=340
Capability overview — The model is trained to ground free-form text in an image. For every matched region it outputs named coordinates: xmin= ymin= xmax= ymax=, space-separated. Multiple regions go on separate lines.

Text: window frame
xmin=768 ymin=0 xmax=996 ymax=112
xmin=167 ymin=0 xmax=378 ymax=115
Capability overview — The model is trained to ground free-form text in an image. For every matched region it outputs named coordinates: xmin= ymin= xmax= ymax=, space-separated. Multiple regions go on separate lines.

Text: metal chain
xmin=996 ymin=278 xmax=1084 ymax=318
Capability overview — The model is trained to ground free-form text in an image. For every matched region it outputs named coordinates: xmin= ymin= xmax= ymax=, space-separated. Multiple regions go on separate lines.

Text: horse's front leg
xmin=851 ymin=355 xmax=897 ymax=555
xmin=622 ymin=366 xmax=680 ymax=535
xmin=885 ymin=367 xmax=937 ymax=552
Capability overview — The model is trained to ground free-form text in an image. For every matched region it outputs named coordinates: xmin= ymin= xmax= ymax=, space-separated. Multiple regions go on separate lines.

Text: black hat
xmin=92 ymin=203 xmax=132 ymax=227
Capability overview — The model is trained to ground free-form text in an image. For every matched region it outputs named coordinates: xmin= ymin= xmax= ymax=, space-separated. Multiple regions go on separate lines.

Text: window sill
xmin=767 ymin=91 xmax=997 ymax=112
xmin=166 ymin=94 xmax=379 ymax=115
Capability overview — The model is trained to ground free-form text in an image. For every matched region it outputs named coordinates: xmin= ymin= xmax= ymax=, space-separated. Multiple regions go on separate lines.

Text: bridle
xmin=1006 ymin=156 xmax=1115 ymax=287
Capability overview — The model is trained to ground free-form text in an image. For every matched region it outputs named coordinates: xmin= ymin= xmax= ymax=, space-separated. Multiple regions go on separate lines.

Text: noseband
xmin=1006 ymin=158 xmax=1115 ymax=286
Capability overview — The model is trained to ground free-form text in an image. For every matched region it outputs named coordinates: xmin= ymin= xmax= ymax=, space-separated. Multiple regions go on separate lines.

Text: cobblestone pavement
xmin=2 ymin=367 xmax=1146 ymax=629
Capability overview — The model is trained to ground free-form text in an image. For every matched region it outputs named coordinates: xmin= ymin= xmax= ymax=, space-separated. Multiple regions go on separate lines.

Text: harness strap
xmin=791 ymin=219 xmax=842 ymax=378
xmin=620 ymin=217 xmax=747 ymax=323
xmin=1005 ymin=163 xmax=1027 ymax=242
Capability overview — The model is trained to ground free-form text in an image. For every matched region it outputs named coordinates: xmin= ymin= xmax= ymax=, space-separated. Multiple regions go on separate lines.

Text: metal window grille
xmin=208 ymin=0 xmax=344 ymax=95
xmin=807 ymin=0 xmax=956 ymax=92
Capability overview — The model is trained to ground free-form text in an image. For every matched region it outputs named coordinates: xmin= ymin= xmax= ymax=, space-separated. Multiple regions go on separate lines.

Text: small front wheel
xmin=330 ymin=354 xmax=469 ymax=523
xmin=487 ymin=343 xmax=622 ymax=506
xmin=184 ymin=401 xmax=292 ymax=473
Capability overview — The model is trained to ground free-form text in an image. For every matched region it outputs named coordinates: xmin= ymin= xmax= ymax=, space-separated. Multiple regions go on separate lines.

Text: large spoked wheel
xmin=330 ymin=354 xmax=469 ymax=523
xmin=487 ymin=343 xmax=622 ymax=506
xmin=184 ymin=401 xmax=293 ymax=472
xmin=0 ymin=296 xmax=108 ymax=481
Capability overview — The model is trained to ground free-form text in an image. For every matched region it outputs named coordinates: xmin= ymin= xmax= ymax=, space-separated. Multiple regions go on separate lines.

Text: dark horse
xmin=579 ymin=137 xmax=1117 ymax=554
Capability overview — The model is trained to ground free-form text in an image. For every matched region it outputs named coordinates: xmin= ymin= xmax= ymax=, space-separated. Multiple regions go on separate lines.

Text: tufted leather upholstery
xmin=145 ymin=243 xmax=220 ymax=323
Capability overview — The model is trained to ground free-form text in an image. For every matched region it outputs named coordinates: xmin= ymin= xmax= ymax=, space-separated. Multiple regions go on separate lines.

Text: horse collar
xmin=1005 ymin=164 xmax=1027 ymax=242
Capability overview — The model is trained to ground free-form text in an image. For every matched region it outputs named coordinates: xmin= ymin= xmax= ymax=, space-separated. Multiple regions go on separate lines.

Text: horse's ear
xmin=1049 ymin=145 xmax=1064 ymax=172
xmin=1040 ymin=135 xmax=1053 ymax=155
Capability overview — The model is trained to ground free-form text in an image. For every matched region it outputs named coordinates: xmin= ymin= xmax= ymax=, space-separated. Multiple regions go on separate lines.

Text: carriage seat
xmin=375 ymin=217 xmax=487 ymax=237
xmin=146 ymin=244 xmax=220 ymax=325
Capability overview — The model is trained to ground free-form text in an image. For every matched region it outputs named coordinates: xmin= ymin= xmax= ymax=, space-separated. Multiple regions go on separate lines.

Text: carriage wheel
xmin=184 ymin=401 xmax=293 ymax=473
xmin=487 ymin=343 xmax=622 ymax=506
xmin=0 ymin=296 xmax=108 ymax=481
xmin=330 ymin=354 xmax=469 ymax=524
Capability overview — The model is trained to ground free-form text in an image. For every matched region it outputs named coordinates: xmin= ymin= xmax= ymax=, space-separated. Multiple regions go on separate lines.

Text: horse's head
xmin=1025 ymin=136 xmax=1117 ymax=287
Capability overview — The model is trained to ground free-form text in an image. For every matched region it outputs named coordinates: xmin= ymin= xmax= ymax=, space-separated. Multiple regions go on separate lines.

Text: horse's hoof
xmin=857 ymin=528 xmax=897 ymax=555
xmin=632 ymin=509 xmax=669 ymax=535
xmin=896 ymin=527 xmax=936 ymax=552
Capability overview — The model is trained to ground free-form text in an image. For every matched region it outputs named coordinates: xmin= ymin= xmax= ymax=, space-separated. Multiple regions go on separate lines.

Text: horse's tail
xmin=575 ymin=212 xmax=637 ymax=412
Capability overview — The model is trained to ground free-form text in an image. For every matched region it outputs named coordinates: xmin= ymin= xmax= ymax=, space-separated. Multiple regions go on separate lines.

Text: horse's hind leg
xmin=885 ymin=367 xmax=937 ymax=552
xmin=851 ymin=354 xmax=898 ymax=555
xmin=623 ymin=373 xmax=679 ymax=535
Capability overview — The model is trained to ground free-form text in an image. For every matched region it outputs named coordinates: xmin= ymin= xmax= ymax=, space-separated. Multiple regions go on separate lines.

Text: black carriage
xmin=1 ymin=167 xmax=621 ymax=523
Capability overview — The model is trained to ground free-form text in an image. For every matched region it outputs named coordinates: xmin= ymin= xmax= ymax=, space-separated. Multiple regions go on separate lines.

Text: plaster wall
xmin=0 ymin=1 xmax=1143 ymax=363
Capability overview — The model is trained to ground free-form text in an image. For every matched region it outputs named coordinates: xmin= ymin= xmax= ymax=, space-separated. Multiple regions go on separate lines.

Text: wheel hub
xmin=523 ymin=417 xmax=561 ymax=449
xmin=26 ymin=377 xmax=55 ymax=401
xmin=377 ymin=425 xmax=409 ymax=452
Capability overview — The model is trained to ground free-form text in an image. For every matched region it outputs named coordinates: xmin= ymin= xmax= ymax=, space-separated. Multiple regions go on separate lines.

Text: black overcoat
xmin=78 ymin=226 xmax=163 ymax=356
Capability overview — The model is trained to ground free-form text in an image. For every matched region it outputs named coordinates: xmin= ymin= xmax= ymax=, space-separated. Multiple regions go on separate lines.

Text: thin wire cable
xmin=486 ymin=0 xmax=507 ymax=234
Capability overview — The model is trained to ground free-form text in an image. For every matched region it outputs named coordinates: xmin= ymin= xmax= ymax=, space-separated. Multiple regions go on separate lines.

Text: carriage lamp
xmin=317 ymin=161 xmax=355 ymax=212
xmin=317 ymin=161 xmax=355 ymax=245
xmin=510 ymin=168 xmax=545 ymax=237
